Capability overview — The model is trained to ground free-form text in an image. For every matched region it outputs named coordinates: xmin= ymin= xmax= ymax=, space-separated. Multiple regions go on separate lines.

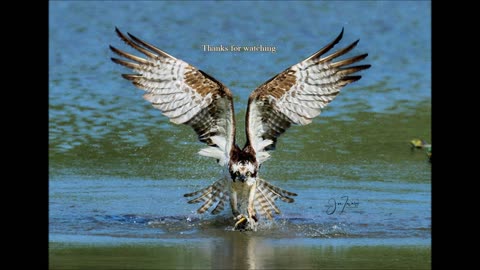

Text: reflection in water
xmin=49 ymin=235 xmax=431 ymax=269
xmin=209 ymin=232 xmax=256 ymax=269
xmin=209 ymin=232 xmax=264 ymax=270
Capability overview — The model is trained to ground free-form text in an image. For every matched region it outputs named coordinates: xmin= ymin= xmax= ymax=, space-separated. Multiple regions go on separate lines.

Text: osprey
xmin=110 ymin=28 xmax=370 ymax=231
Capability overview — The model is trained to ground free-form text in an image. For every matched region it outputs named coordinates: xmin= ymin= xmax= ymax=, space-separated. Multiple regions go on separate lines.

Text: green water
xmin=50 ymin=241 xmax=430 ymax=270
xmin=49 ymin=102 xmax=431 ymax=179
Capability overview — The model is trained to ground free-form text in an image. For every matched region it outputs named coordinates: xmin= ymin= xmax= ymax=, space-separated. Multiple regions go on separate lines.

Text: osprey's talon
xmin=233 ymin=215 xmax=258 ymax=231
xmin=234 ymin=216 xmax=247 ymax=229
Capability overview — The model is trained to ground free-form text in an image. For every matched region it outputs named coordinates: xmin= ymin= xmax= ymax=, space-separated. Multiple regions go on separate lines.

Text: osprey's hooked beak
xmin=232 ymin=173 xmax=246 ymax=183
xmin=237 ymin=175 xmax=247 ymax=182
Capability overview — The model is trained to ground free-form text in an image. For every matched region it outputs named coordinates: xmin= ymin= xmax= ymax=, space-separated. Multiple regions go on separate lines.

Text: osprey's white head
xmin=228 ymin=145 xmax=258 ymax=183
xmin=230 ymin=161 xmax=256 ymax=183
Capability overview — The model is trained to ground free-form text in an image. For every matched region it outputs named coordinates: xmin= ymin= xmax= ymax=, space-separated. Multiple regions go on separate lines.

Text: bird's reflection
xmin=210 ymin=231 xmax=266 ymax=270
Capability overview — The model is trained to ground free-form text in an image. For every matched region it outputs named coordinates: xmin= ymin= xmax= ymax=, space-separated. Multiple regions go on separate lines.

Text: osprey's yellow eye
xmin=246 ymin=172 xmax=251 ymax=177
xmin=235 ymin=171 xmax=240 ymax=177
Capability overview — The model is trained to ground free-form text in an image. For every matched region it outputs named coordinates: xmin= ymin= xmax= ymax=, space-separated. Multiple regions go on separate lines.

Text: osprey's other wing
xmin=245 ymin=28 xmax=370 ymax=163
xmin=110 ymin=28 xmax=235 ymax=166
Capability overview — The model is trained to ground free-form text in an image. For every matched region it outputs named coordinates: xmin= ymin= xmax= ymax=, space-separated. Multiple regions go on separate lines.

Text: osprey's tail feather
xmin=254 ymin=178 xmax=297 ymax=220
xmin=184 ymin=179 xmax=226 ymax=214
xmin=184 ymin=178 xmax=297 ymax=220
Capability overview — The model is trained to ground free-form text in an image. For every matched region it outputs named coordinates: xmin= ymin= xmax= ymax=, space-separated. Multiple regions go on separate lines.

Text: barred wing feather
xmin=246 ymin=28 xmax=370 ymax=163
xmin=110 ymin=28 xmax=236 ymax=166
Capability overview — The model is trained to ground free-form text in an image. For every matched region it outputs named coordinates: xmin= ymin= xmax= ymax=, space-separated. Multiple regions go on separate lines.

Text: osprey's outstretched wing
xmin=110 ymin=28 xmax=235 ymax=166
xmin=246 ymin=28 xmax=370 ymax=163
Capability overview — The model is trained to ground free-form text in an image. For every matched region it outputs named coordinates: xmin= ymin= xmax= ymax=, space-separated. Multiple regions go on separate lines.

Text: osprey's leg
xmin=247 ymin=180 xmax=258 ymax=222
xmin=230 ymin=190 xmax=241 ymax=218
xmin=231 ymin=190 xmax=249 ymax=230
xmin=245 ymin=180 xmax=258 ymax=231
xmin=233 ymin=181 xmax=258 ymax=231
